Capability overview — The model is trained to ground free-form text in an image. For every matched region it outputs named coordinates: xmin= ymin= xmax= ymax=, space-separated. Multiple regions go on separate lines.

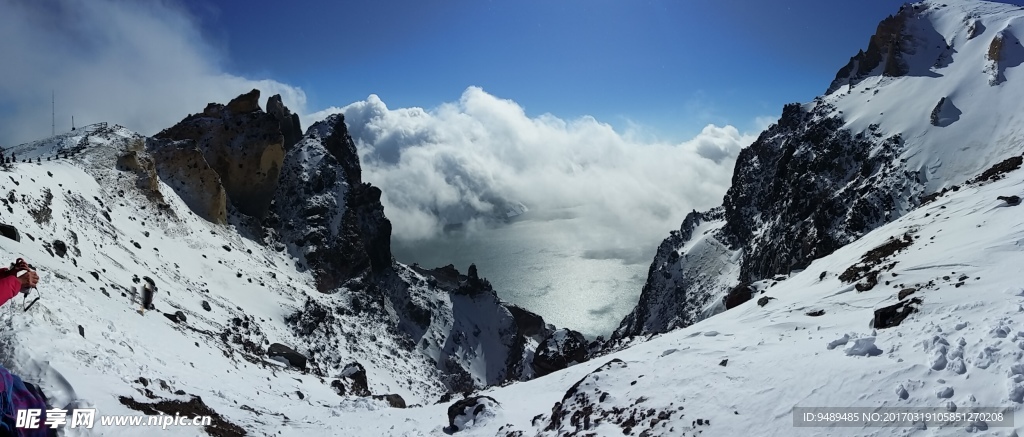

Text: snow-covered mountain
xmin=2 ymin=0 xmax=1024 ymax=436
xmin=615 ymin=0 xmax=1024 ymax=339
xmin=0 ymin=90 xmax=593 ymax=436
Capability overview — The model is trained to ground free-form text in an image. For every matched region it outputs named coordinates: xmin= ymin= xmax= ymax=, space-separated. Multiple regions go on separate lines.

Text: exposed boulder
xmin=757 ymin=296 xmax=776 ymax=307
xmin=148 ymin=139 xmax=228 ymax=224
xmin=266 ymin=343 xmax=308 ymax=370
xmin=873 ymin=297 xmax=922 ymax=329
xmin=330 ymin=362 xmax=369 ymax=397
xmin=724 ymin=283 xmax=754 ymax=309
xmin=533 ymin=328 xmax=588 ymax=377
xmin=446 ymin=396 xmax=499 ymax=432
xmin=998 ymin=195 xmax=1021 ymax=206
xmin=155 ymin=89 xmax=287 ymax=218
xmin=372 ymin=394 xmax=407 ymax=408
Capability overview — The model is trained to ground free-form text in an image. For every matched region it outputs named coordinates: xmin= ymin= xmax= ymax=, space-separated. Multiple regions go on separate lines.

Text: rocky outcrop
xmin=827 ymin=9 xmax=911 ymax=93
xmin=148 ymin=139 xmax=227 ymax=224
xmin=113 ymin=136 xmax=162 ymax=200
xmin=273 ymin=114 xmax=393 ymax=291
xmin=615 ymin=100 xmax=915 ymax=339
xmin=723 ymin=283 xmax=754 ymax=309
xmin=532 ymin=328 xmax=588 ymax=377
xmin=330 ymin=362 xmax=370 ymax=397
xmin=155 ymin=89 xmax=287 ymax=218
xmin=267 ymin=94 xmax=303 ymax=150
xmin=266 ymin=343 xmax=308 ymax=370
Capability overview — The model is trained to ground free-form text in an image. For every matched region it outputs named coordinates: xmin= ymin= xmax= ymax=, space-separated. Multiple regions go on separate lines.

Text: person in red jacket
xmin=0 ymin=258 xmax=39 ymax=307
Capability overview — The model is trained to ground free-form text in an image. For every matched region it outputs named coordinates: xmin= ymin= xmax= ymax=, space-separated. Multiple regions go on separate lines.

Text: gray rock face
xmin=615 ymin=100 xmax=917 ymax=340
xmin=273 ymin=114 xmax=393 ymax=291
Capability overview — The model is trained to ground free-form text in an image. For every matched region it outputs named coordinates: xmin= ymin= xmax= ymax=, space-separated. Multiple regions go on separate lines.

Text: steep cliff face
xmin=272 ymin=114 xmax=392 ymax=291
xmin=154 ymin=89 xmax=287 ymax=218
xmin=273 ymin=116 xmax=554 ymax=391
xmin=617 ymin=0 xmax=1024 ymax=339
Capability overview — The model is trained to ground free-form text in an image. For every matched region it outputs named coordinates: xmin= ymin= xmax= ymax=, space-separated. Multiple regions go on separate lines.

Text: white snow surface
xmin=0 ymin=1 xmax=1023 ymax=436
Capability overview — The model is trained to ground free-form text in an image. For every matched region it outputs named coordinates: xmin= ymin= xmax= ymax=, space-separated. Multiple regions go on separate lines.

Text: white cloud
xmin=0 ymin=0 xmax=306 ymax=146
xmin=314 ymin=87 xmax=759 ymax=255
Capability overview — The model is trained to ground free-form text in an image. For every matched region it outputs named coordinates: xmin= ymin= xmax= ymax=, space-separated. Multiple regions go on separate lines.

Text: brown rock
xmin=149 ymin=139 xmax=227 ymax=224
xmin=226 ymin=89 xmax=261 ymax=114
xmin=155 ymin=89 xmax=286 ymax=218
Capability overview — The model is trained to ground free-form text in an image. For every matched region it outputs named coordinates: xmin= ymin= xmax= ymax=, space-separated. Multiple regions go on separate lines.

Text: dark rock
xmin=897 ymin=287 xmax=917 ymax=300
xmin=756 ymin=296 xmax=776 ymax=307
xmin=162 ymin=311 xmax=187 ymax=323
xmin=273 ymin=115 xmax=393 ymax=291
xmin=873 ymin=297 xmax=922 ymax=329
xmin=372 ymin=394 xmax=407 ymax=408
xmin=266 ymin=343 xmax=308 ymax=370
xmin=447 ymin=396 xmax=498 ymax=431
xmin=53 ymin=240 xmax=67 ymax=258
xmin=506 ymin=304 xmax=546 ymax=337
xmin=330 ymin=362 xmax=369 ymax=397
xmin=78 ymin=325 xmax=84 ymax=337
xmin=119 ymin=395 xmax=245 ymax=437
xmin=267 ymin=94 xmax=303 ymax=150
xmin=724 ymin=283 xmax=754 ymax=309
xmin=201 ymin=300 xmax=212 ymax=311
xmin=719 ymin=359 xmax=728 ymax=367
xmin=998 ymin=195 xmax=1021 ymax=206
xmin=972 ymin=156 xmax=1023 ymax=184
xmin=532 ymin=328 xmax=588 ymax=377
xmin=806 ymin=309 xmax=825 ymax=317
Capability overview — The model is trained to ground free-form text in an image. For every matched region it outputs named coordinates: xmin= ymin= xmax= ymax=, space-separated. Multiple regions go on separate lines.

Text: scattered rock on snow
xmin=372 ymin=394 xmax=407 ymax=408
xmin=266 ymin=343 xmax=308 ymax=370
xmin=998 ymin=195 xmax=1021 ymax=206
xmin=806 ymin=309 xmax=825 ymax=317
xmin=757 ymin=296 xmax=776 ymax=307
xmin=446 ymin=396 xmax=499 ymax=432
xmin=937 ymin=386 xmax=954 ymax=398
xmin=873 ymin=297 xmax=922 ymax=329
xmin=330 ymin=362 xmax=369 ymax=397
xmin=201 ymin=300 xmax=212 ymax=311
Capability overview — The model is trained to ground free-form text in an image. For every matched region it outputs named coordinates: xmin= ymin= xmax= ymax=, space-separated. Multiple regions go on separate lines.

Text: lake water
xmin=392 ymin=208 xmax=650 ymax=338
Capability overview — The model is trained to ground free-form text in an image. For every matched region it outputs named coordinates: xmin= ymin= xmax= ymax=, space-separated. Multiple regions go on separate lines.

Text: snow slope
xmin=278 ymin=139 xmax=1024 ymax=436
xmin=0 ymin=120 xmax=552 ymax=436
xmin=617 ymin=0 xmax=1024 ymax=339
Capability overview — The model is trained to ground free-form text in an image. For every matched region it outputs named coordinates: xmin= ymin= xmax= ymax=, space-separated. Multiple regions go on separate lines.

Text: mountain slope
xmin=616 ymin=0 xmax=1024 ymax=339
xmin=278 ymin=138 xmax=1024 ymax=436
xmin=0 ymin=99 xmax=564 ymax=435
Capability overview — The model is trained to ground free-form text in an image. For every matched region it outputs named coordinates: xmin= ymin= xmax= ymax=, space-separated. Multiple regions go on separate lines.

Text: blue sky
xmin=176 ymin=0 xmax=996 ymax=140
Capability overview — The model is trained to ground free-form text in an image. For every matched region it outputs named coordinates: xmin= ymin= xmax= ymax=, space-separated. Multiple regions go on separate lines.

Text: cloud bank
xmin=0 ymin=0 xmax=306 ymax=146
xmin=311 ymin=87 xmax=759 ymax=255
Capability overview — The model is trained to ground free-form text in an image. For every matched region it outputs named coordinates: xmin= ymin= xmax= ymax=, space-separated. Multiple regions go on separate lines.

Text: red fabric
xmin=0 ymin=268 xmax=21 ymax=307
